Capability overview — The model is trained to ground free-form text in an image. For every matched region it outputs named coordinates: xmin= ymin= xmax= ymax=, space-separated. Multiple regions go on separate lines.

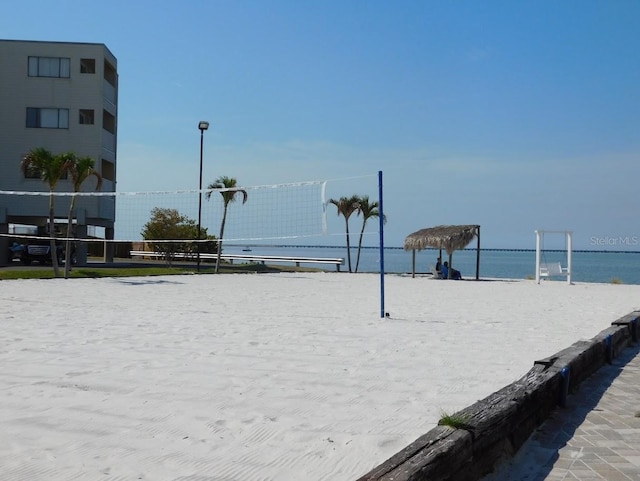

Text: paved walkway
xmin=485 ymin=342 xmax=640 ymax=481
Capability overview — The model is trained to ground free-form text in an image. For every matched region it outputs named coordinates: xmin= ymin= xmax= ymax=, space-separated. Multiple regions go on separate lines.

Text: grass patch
xmin=0 ymin=261 xmax=326 ymax=280
xmin=438 ymin=411 xmax=473 ymax=430
xmin=0 ymin=267 xmax=196 ymax=280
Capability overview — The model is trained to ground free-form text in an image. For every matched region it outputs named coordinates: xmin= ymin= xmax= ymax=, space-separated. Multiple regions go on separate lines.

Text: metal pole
xmin=535 ymin=230 xmax=541 ymax=284
xmin=567 ymin=231 xmax=572 ymax=285
xmin=378 ymin=170 xmax=385 ymax=318
xmin=197 ymin=129 xmax=204 ymax=271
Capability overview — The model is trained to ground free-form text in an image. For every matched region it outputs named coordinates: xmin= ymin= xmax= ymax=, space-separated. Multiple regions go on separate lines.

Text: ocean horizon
xmin=225 ymin=244 xmax=640 ymax=285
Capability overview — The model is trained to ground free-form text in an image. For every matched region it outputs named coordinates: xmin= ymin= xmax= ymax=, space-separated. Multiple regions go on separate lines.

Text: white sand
xmin=1 ymin=273 xmax=638 ymax=481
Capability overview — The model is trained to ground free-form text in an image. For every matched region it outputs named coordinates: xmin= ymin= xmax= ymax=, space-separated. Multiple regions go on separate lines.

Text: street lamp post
xmin=197 ymin=120 xmax=209 ymax=271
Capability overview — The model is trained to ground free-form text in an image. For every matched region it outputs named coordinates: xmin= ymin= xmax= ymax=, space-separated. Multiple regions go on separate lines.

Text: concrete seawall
xmin=357 ymin=311 xmax=640 ymax=481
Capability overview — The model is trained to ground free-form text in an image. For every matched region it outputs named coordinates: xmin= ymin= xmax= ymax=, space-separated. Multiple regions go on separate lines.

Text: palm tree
xmin=64 ymin=154 xmax=103 ymax=278
xmin=354 ymin=195 xmax=385 ymax=273
xmin=328 ymin=195 xmax=360 ymax=272
xmin=205 ymin=176 xmax=248 ymax=273
xmin=20 ymin=148 xmax=72 ymax=277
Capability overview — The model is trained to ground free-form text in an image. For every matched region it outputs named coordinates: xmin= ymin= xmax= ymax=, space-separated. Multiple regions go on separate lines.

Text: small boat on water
xmin=242 ymin=247 xmax=252 ymax=252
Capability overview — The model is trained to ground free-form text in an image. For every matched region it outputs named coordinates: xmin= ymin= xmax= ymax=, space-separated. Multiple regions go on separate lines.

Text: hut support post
xmin=448 ymin=252 xmax=453 ymax=279
xmin=475 ymin=226 xmax=480 ymax=280
xmin=411 ymin=250 xmax=416 ymax=278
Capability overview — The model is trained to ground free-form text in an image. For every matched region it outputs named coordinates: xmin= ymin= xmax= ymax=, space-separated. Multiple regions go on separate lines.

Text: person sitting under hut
xmin=441 ymin=261 xmax=462 ymax=280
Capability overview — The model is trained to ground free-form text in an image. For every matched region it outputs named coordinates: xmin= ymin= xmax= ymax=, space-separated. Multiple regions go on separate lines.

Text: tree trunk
xmin=49 ymin=192 xmax=60 ymax=277
xmin=215 ymin=205 xmax=229 ymax=273
xmin=345 ymin=218 xmax=352 ymax=273
xmin=64 ymin=195 xmax=76 ymax=279
xmin=355 ymin=222 xmax=366 ymax=273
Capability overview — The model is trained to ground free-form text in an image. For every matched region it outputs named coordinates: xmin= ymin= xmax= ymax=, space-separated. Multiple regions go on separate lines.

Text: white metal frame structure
xmin=535 ymin=230 xmax=572 ymax=284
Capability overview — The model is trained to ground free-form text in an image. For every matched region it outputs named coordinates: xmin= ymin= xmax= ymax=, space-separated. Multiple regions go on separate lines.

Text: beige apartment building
xmin=0 ymin=39 xmax=118 ymax=265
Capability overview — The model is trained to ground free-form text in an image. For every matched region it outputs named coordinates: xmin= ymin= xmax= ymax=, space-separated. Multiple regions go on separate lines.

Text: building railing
xmin=103 ymin=80 xmax=116 ymax=108
xmin=101 ymin=130 xmax=116 ymax=154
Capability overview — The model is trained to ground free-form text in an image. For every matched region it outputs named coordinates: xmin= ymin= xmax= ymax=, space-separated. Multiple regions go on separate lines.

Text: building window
xmin=79 ymin=109 xmax=95 ymax=125
xmin=28 ymin=56 xmax=70 ymax=78
xmin=80 ymin=58 xmax=96 ymax=74
xmin=26 ymin=108 xmax=69 ymax=129
xmin=22 ymin=155 xmax=68 ymax=180
xmin=22 ymin=164 xmax=41 ymax=179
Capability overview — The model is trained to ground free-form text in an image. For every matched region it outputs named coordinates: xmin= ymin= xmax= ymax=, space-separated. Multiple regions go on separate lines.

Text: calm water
xmin=225 ymin=244 xmax=640 ymax=285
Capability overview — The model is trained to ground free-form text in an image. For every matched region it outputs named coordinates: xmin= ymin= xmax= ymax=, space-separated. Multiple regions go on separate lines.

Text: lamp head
xmin=198 ymin=121 xmax=209 ymax=131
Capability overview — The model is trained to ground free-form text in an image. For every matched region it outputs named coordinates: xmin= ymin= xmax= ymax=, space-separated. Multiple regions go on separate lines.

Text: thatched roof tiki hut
xmin=403 ymin=225 xmax=481 ymax=279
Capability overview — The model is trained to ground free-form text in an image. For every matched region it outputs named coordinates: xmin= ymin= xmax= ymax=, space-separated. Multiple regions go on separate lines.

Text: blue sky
xmin=2 ymin=0 xmax=639 ymax=249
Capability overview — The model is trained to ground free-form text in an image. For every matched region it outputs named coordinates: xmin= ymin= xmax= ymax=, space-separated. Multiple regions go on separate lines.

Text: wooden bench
xmin=539 ymin=262 xmax=569 ymax=277
xmin=129 ymin=251 xmax=345 ymax=271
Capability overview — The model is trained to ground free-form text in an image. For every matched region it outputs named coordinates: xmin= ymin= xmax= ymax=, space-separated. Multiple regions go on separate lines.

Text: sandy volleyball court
xmin=1 ymin=273 xmax=638 ymax=480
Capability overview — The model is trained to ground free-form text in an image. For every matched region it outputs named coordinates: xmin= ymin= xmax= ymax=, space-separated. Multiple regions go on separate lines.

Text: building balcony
xmin=102 ymin=130 xmax=116 ymax=154
xmin=103 ymin=79 xmax=117 ymax=110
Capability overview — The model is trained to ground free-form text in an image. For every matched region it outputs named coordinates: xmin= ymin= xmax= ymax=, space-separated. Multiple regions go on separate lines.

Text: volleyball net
xmin=0 ymin=174 xmax=381 ymax=257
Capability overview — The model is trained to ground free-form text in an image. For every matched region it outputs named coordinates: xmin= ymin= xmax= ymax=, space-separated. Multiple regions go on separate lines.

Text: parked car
xmin=20 ymin=241 xmax=76 ymax=266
